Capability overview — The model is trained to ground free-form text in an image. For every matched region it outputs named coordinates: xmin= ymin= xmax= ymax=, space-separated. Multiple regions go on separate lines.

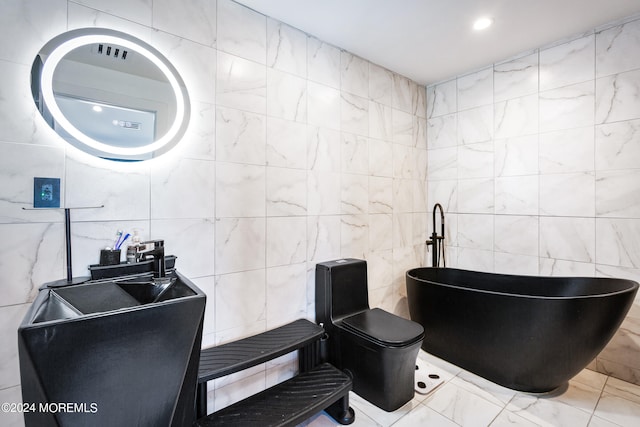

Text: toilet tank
xmin=315 ymin=259 xmax=370 ymax=324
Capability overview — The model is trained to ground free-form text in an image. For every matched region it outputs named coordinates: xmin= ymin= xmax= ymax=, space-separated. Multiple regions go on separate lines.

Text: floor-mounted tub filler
xmin=406 ymin=267 xmax=638 ymax=393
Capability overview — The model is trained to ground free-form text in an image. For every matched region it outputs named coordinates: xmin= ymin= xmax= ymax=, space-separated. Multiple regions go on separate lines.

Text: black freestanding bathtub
xmin=406 ymin=267 xmax=638 ymax=393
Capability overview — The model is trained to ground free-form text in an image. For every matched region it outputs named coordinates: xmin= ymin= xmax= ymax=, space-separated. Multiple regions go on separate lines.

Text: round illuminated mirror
xmin=32 ymin=28 xmax=190 ymax=161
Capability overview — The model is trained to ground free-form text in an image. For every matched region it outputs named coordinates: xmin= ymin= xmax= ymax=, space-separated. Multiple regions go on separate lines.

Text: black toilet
xmin=315 ymin=258 xmax=425 ymax=412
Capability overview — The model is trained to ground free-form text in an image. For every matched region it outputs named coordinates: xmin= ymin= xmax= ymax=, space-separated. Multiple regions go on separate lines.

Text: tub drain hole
xmin=417 ymin=381 xmax=426 ymax=389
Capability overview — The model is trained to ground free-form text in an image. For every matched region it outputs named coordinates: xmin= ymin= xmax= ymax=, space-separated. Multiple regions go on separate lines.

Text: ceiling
xmin=234 ymin=0 xmax=640 ymax=85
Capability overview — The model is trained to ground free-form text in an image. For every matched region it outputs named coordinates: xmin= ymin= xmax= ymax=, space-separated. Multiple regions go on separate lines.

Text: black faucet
xmin=425 ymin=203 xmax=445 ymax=267
xmin=139 ymin=240 xmax=166 ymax=279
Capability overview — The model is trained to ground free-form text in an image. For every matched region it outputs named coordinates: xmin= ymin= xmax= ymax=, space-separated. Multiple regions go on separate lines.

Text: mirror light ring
xmin=40 ymin=31 xmax=188 ymax=157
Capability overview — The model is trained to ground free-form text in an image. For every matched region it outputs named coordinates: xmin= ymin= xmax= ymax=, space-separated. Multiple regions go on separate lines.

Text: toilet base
xmin=338 ymin=328 xmax=422 ymax=412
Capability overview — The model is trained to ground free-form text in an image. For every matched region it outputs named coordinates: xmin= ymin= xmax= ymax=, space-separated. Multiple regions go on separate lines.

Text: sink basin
xmin=19 ymin=270 xmax=206 ymax=427
xmin=117 ymin=277 xmax=195 ymax=304
xmin=29 ymin=273 xmax=197 ymax=323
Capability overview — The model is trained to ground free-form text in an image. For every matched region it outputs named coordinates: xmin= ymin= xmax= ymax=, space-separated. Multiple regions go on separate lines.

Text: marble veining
xmin=457 ymin=67 xmax=493 ymax=111
xmin=266 ymin=167 xmax=306 ymax=216
xmin=596 ymin=18 xmax=640 ymax=78
xmin=215 ymin=163 xmax=265 ymax=218
xmin=151 ymin=157 xmax=215 ymax=219
xmin=341 ymin=51 xmax=369 ymax=98
xmin=539 ymin=127 xmax=594 ymax=174
xmin=427 ymin=79 xmax=456 ymax=118
xmin=539 ymin=216 xmax=595 ymax=263
xmin=267 ymin=69 xmax=307 ymax=122
xmin=306 ymin=215 xmax=340 ymax=262
xmin=457 ymin=105 xmax=493 ymax=145
xmin=596 ymin=69 xmax=640 ymax=124
xmin=369 ymin=101 xmax=392 ymax=141
xmin=596 ymin=119 xmax=640 ymax=170
xmin=369 ymin=63 xmax=393 ymax=105
xmin=494 ymin=53 xmax=539 ymax=102
xmin=266 ymin=19 xmax=306 ymax=76
xmin=596 ymin=169 xmax=640 ymax=218
xmin=266 ymin=118 xmax=306 ymax=169
xmin=341 ymin=174 xmax=368 ymax=215
xmin=214 ymin=218 xmax=265 ymax=275
xmin=266 ymin=217 xmax=306 ymax=268
xmin=216 ymin=107 xmax=265 ymax=164
xmin=368 ymin=139 xmax=393 ymax=177
xmin=494 ymin=215 xmax=538 ymax=257
xmin=341 ymin=93 xmax=369 ymax=136
xmin=494 ymin=94 xmax=539 ymax=139
xmin=306 ymin=37 xmax=340 ymax=88
xmin=341 ymin=133 xmax=368 ymax=175
xmin=216 ymin=51 xmax=266 ymax=114
xmin=540 ymin=172 xmax=595 ymax=217
xmin=494 ymin=135 xmax=538 ymax=177
xmin=307 ymin=127 xmax=340 ymax=173
xmin=216 ymin=0 xmax=266 ymax=64
xmin=540 ymin=35 xmax=594 ymax=91
xmin=539 ymin=81 xmax=595 ymax=133
xmin=152 ymin=0 xmax=216 ymax=47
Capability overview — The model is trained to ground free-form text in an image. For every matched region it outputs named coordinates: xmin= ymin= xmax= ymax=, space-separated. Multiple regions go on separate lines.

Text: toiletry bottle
xmin=126 ymin=230 xmax=142 ymax=263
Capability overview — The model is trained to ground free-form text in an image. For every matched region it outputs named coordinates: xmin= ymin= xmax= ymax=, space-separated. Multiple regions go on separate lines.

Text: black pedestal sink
xmin=18 ymin=270 xmax=206 ymax=427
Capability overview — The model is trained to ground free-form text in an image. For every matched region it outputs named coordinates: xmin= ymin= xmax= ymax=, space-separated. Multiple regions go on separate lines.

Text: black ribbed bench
xmin=195 ymin=319 xmax=354 ymax=426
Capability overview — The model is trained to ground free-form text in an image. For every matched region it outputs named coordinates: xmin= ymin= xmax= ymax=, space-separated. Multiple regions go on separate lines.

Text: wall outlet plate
xmin=33 ymin=177 xmax=61 ymax=208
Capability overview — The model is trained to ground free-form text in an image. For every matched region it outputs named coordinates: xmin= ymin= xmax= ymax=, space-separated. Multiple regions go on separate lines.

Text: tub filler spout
xmin=425 ymin=203 xmax=445 ymax=267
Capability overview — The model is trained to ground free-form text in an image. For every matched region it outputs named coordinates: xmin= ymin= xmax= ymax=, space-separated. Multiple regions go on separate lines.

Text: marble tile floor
xmin=302 ymin=350 xmax=640 ymax=427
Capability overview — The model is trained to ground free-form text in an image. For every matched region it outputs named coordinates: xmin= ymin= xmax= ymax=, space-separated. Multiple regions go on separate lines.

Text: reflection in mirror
xmin=32 ymin=28 xmax=190 ymax=161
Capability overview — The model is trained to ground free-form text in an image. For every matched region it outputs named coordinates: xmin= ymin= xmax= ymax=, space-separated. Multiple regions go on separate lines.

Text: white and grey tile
xmin=266 ymin=117 xmax=306 ymax=169
xmin=153 ymin=0 xmax=216 ymax=47
xmin=596 ymin=169 xmax=640 ymax=218
xmin=266 ymin=167 xmax=306 ymax=216
xmin=596 ymin=69 xmax=640 ymax=124
xmin=214 ymin=217 xmax=265 ymax=275
xmin=457 ymin=105 xmax=493 ymax=145
xmin=215 ymin=162 xmax=265 ymax=218
xmin=216 ymin=51 xmax=266 ymax=115
xmin=427 ymin=114 xmax=457 ymax=150
xmin=539 ymin=127 xmax=594 ymax=174
xmin=216 ymin=106 xmax=266 ymax=165
xmin=266 ymin=19 xmax=307 ymax=76
xmin=457 ymin=67 xmax=493 ymax=110
xmin=266 ymin=216 xmax=306 ymax=268
xmin=540 ymin=35 xmax=595 ymax=91
xmin=267 ymin=68 xmax=307 ymax=122
xmin=494 ymin=52 xmax=539 ymax=102
xmin=540 ymin=172 xmax=595 ymax=217
xmin=341 ymin=51 xmax=369 ymax=98
xmin=539 ymin=81 xmax=595 ymax=133
xmin=494 ymin=134 xmax=538 ymax=177
xmin=595 ymin=119 xmax=640 ymax=171
xmin=216 ymin=0 xmax=266 ymax=64
xmin=539 ymin=216 xmax=595 ymax=263
xmin=427 ymin=79 xmax=457 ymax=118
xmin=306 ymin=37 xmax=340 ymax=88
xmin=596 ymin=18 xmax=640 ymax=78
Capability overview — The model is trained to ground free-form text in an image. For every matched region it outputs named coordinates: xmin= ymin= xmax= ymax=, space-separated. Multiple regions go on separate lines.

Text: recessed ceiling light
xmin=473 ymin=17 xmax=493 ymax=31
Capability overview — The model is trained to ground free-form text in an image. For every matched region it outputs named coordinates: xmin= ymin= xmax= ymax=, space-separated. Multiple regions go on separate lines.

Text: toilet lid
xmin=342 ymin=308 xmax=424 ymax=346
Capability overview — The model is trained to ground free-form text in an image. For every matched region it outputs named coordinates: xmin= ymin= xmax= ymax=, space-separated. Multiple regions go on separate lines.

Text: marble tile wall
xmin=427 ymin=15 xmax=640 ymax=386
xmin=0 ymin=0 xmax=427 ymax=422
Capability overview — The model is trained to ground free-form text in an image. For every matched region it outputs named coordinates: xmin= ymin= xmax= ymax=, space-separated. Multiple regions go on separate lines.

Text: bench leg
xmin=196 ymin=382 xmax=208 ymax=419
xmin=325 ymin=394 xmax=355 ymax=425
